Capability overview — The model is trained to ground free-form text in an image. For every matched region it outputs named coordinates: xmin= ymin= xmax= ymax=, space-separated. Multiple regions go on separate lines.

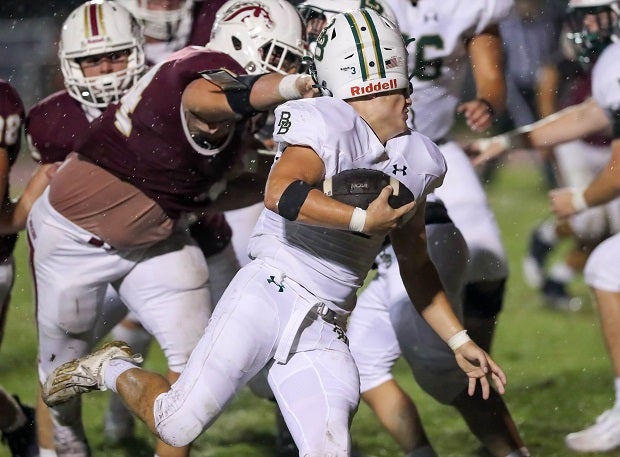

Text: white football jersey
xmin=248 ymin=97 xmax=446 ymax=313
xmin=386 ymin=0 xmax=513 ymax=140
xmin=592 ymin=41 xmax=620 ymax=132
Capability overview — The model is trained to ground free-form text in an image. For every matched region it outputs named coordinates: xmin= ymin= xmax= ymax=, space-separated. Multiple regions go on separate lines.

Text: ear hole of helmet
xmin=232 ymin=36 xmax=242 ymax=51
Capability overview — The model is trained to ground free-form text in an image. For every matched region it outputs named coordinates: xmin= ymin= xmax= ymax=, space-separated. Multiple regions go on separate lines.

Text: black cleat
xmin=1 ymin=396 xmax=38 ymax=457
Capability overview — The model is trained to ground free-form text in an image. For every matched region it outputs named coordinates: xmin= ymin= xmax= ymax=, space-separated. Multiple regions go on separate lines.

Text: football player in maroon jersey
xmin=17 ymin=1 xmax=311 ymax=457
xmin=0 ymin=79 xmax=38 ymax=457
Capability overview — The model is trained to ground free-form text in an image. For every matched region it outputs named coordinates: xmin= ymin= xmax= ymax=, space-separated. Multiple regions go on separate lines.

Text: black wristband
xmin=477 ymin=98 xmax=496 ymax=118
xmin=277 ymin=180 xmax=313 ymax=221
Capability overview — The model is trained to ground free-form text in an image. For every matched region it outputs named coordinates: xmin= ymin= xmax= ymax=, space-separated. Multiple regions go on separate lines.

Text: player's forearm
xmin=396 ymin=248 xmax=464 ymax=342
xmin=469 ymin=28 xmax=506 ymax=115
xmin=583 ymin=141 xmax=620 ymax=207
xmin=497 ymin=99 xmax=610 ymax=151
xmin=249 ymin=73 xmax=312 ymax=111
xmin=536 ymin=64 xmax=560 ymax=118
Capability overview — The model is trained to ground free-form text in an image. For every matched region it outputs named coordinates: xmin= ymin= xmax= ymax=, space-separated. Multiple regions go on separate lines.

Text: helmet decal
xmin=223 ymin=3 xmax=275 ymax=28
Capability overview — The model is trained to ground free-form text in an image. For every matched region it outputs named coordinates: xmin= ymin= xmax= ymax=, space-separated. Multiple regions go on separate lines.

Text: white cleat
xmin=522 ymin=256 xmax=544 ymax=289
xmin=42 ymin=341 xmax=143 ymax=407
xmin=566 ymin=408 xmax=620 ymax=452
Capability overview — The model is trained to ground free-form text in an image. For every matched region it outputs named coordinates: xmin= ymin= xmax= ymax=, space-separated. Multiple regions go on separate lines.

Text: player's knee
xmin=155 ymin=413 xmax=203 ymax=447
xmin=154 ymin=392 xmax=208 ymax=447
xmin=463 ymin=278 xmax=506 ymax=319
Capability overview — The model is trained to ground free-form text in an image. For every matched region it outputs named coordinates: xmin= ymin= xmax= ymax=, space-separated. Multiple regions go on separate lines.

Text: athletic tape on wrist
xmin=349 ymin=207 xmax=366 ymax=232
xmin=571 ymin=187 xmax=588 ymax=212
xmin=278 ymin=74 xmax=303 ymax=100
xmin=447 ymin=329 xmax=471 ymax=351
xmin=475 ymin=134 xmax=509 ymax=152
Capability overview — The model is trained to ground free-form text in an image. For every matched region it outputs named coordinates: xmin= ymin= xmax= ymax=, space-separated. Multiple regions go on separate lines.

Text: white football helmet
xmin=566 ymin=0 xmax=620 ymax=66
xmin=59 ymin=0 xmax=146 ymax=108
xmin=207 ymin=0 xmax=308 ymax=75
xmin=311 ymin=9 xmax=409 ymax=100
xmin=298 ymin=0 xmax=398 ymax=44
xmin=118 ymin=0 xmax=192 ymax=41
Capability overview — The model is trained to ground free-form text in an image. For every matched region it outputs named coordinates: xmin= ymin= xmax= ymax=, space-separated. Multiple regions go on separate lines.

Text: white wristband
xmin=476 ymin=134 xmax=509 ymax=152
xmin=571 ymin=187 xmax=588 ymax=212
xmin=447 ymin=330 xmax=471 ymax=351
xmin=278 ymin=74 xmax=303 ymax=100
xmin=349 ymin=207 xmax=367 ymax=232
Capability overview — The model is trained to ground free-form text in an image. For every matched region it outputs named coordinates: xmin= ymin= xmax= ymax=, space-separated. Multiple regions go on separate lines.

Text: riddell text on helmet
xmin=350 ymin=78 xmax=397 ymax=96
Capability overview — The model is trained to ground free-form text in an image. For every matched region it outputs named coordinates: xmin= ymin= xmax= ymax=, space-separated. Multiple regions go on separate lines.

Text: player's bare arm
xmin=468 ymin=97 xmax=611 ymax=166
xmin=390 ymin=209 xmax=507 ymax=399
xmin=265 ymin=145 xmax=413 ymax=233
xmin=182 ymin=73 xmax=314 ymax=123
xmin=0 ymin=164 xmax=56 ymax=235
xmin=456 ymin=25 xmax=505 ymax=132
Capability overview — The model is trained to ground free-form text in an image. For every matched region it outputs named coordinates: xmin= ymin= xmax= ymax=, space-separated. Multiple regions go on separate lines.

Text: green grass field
xmin=1 ymin=158 xmax=619 ymax=456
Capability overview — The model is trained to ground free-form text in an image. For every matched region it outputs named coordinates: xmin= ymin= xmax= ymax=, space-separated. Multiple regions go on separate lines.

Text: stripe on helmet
xmin=344 ymin=10 xmax=386 ymax=82
xmin=84 ymin=3 xmax=105 ymax=38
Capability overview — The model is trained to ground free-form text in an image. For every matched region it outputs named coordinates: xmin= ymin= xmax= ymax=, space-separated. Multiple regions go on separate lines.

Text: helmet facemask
xmin=566 ymin=2 xmax=620 ymax=67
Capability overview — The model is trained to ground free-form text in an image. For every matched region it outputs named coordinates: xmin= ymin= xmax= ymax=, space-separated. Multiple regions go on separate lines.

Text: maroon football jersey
xmin=27 ymin=87 xmax=232 ymax=254
xmin=0 ymin=80 xmax=24 ymax=261
xmin=75 ymin=47 xmax=253 ymax=220
xmin=25 ymin=90 xmax=91 ymax=164
xmin=187 ymin=0 xmax=229 ymax=47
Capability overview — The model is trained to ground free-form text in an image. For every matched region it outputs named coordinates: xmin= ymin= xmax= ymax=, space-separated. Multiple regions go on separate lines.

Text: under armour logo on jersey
xmin=392 ymin=164 xmax=407 ymax=176
xmin=424 ymin=11 xmax=438 ymax=22
xmin=267 ymin=275 xmax=285 ymax=292
xmin=276 ymin=111 xmax=292 ymax=134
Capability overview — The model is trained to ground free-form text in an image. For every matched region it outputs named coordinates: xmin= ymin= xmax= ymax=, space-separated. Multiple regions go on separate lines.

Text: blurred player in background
xmin=0 ymin=79 xmax=38 ymax=457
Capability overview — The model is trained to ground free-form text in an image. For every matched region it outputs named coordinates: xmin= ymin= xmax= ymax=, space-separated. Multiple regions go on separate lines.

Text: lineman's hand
xmin=454 ymin=341 xmax=507 ymax=399
xmin=295 ymin=74 xmax=318 ymax=98
xmin=465 ymin=135 xmax=509 ymax=167
xmin=549 ymin=187 xmax=581 ymax=219
xmin=363 ymin=186 xmax=415 ymax=235
xmin=456 ymin=99 xmax=494 ymax=132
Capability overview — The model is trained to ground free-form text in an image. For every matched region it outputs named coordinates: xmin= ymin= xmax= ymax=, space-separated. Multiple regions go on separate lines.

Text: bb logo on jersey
xmin=276 ymin=111 xmax=292 ymax=134
xmin=349 ymin=78 xmax=398 ymax=97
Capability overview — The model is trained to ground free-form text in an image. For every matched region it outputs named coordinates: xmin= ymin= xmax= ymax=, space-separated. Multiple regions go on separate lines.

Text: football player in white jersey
xmin=384 ymin=0 xmax=513 ymax=353
xmin=469 ymin=0 xmax=620 ymax=452
xmin=40 ymin=10 xmax=507 ymax=456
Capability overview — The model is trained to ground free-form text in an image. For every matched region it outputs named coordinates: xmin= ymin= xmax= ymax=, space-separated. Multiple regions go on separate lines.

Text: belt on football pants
xmin=311 ymin=302 xmax=347 ymax=328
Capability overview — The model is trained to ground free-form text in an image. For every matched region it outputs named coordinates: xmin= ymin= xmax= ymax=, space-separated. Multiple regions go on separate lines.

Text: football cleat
xmin=542 ymin=278 xmax=583 ymax=312
xmin=566 ymin=408 xmax=620 ymax=452
xmin=1 ymin=396 xmax=38 ymax=457
xmin=42 ymin=341 xmax=143 ymax=407
xmin=522 ymin=224 xmax=554 ymax=289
